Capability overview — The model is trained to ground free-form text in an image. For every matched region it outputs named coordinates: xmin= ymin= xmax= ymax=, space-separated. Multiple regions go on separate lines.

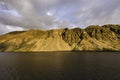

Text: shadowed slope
xmin=0 ymin=24 xmax=120 ymax=52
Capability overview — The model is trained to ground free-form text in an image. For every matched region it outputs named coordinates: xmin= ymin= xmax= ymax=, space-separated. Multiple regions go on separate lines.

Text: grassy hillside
xmin=0 ymin=24 xmax=120 ymax=52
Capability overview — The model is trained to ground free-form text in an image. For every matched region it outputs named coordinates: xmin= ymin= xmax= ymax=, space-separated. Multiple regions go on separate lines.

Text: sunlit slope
xmin=0 ymin=24 xmax=120 ymax=52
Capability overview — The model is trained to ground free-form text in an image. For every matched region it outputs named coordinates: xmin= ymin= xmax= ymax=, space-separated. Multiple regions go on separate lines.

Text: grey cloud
xmin=69 ymin=0 xmax=120 ymax=27
xmin=0 ymin=0 xmax=120 ymax=33
xmin=0 ymin=23 xmax=24 ymax=34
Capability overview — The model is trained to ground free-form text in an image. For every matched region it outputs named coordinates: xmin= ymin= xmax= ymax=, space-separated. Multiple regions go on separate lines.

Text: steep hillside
xmin=0 ymin=24 xmax=120 ymax=52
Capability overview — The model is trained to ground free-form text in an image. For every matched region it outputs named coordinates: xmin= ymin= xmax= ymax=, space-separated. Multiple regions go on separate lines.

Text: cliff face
xmin=0 ymin=24 xmax=120 ymax=52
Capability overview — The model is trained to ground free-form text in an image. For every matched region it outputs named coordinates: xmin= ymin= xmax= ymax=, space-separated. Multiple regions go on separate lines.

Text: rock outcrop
xmin=0 ymin=24 xmax=120 ymax=52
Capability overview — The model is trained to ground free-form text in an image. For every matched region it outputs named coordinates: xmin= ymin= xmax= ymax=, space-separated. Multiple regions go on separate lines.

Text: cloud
xmin=0 ymin=0 xmax=120 ymax=33
xmin=0 ymin=23 xmax=24 ymax=34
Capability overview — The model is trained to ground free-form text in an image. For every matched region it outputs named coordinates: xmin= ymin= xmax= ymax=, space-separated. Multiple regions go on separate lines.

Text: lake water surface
xmin=0 ymin=52 xmax=120 ymax=80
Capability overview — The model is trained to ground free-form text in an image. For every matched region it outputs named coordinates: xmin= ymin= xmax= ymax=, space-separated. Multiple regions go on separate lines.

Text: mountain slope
xmin=0 ymin=24 xmax=120 ymax=52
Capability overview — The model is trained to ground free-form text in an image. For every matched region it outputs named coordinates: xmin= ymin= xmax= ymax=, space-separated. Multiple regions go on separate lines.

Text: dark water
xmin=0 ymin=52 xmax=120 ymax=80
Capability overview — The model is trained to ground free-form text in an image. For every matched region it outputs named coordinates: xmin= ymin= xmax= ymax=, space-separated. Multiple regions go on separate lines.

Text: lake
xmin=0 ymin=52 xmax=120 ymax=80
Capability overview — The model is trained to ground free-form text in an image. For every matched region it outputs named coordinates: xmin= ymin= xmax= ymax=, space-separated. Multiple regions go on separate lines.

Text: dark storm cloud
xmin=0 ymin=0 xmax=120 ymax=33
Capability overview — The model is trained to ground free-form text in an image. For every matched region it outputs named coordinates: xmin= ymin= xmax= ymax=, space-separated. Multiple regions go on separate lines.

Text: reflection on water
xmin=0 ymin=52 xmax=120 ymax=80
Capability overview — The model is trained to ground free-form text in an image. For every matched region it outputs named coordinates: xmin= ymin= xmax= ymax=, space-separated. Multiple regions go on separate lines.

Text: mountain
xmin=0 ymin=24 xmax=120 ymax=52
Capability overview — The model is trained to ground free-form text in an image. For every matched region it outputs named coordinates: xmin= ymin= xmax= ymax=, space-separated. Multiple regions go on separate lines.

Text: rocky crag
xmin=0 ymin=24 xmax=120 ymax=52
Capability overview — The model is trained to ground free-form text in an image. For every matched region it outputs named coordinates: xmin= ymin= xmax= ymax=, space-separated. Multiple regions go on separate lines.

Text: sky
xmin=0 ymin=0 xmax=120 ymax=34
